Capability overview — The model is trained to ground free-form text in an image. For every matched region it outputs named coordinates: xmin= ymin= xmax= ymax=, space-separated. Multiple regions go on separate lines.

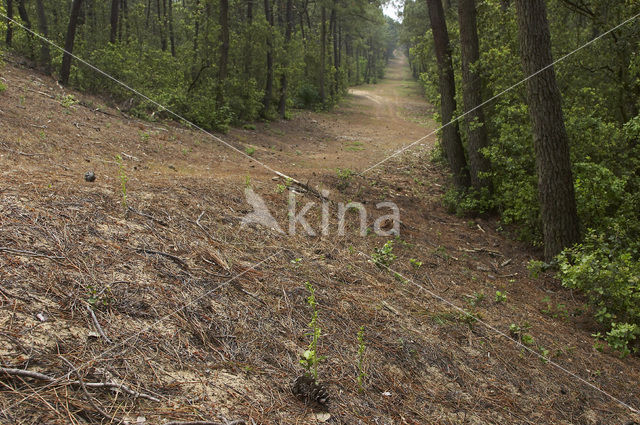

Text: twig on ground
xmin=0 ymin=367 xmax=161 ymax=402
xmin=59 ymin=356 xmax=123 ymax=424
xmin=0 ymin=247 xmax=63 ymax=260
xmin=128 ymin=206 xmax=168 ymax=226
xmin=87 ymin=305 xmax=112 ymax=344
xmin=135 ymin=248 xmax=189 ymax=270
xmin=196 ymin=211 xmax=224 ymax=243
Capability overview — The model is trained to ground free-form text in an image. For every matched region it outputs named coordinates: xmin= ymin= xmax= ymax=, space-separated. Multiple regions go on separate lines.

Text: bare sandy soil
xmin=1 ymin=53 xmax=639 ymax=425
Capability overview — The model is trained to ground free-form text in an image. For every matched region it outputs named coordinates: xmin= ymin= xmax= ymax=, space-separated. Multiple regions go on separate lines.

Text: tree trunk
xmin=60 ymin=0 xmax=83 ymax=85
xmin=35 ymin=0 xmax=51 ymax=74
xmin=217 ymin=0 xmax=229 ymax=104
xmin=5 ymin=0 xmax=13 ymax=46
xmin=262 ymin=0 xmax=274 ymax=116
xmin=17 ymin=0 xmax=30 ymax=29
xmin=458 ymin=0 xmax=491 ymax=191
xmin=109 ymin=0 xmax=119 ymax=43
xmin=278 ymin=0 xmax=293 ymax=118
xmin=167 ymin=0 xmax=175 ymax=56
xmin=243 ymin=0 xmax=253 ymax=77
xmin=425 ymin=0 xmax=470 ymax=189
xmin=515 ymin=0 xmax=580 ymax=260
xmin=157 ymin=0 xmax=166 ymax=51
xmin=320 ymin=6 xmax=326 ymax=103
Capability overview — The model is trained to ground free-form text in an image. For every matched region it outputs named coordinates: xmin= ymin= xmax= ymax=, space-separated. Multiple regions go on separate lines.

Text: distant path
xmin=227 ymin=52 xmax=435 ymax=180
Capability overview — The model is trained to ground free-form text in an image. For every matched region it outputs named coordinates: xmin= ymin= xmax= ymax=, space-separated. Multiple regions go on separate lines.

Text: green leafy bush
xmin=558 ymin=225 xmax=640 ymax=356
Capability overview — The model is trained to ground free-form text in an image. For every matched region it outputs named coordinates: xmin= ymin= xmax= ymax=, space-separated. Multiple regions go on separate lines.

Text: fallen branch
xmin=128 ymin=206 xmax=168 ymax=226
xmin=60 ymin=356 xmax=122 ymax=424
xmin=135 ymin=248 xmax=189 ymax=270
xmin=0 ymin=247 xmax=63 ymax=260
xmin=195 ymin=211 xmax=224 ymax=243
xmin=87 ymin=305 xmax=112 ymax=344
xmin=0 ymin=367 xmax=160 ymax=402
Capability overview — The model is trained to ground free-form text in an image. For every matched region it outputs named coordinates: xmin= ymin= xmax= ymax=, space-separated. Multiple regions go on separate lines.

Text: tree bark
xmin=109 ymin=0 xmax=119 ymax=44
xmin=515 ymin=0 xmax=580 ymax=260
xmin=217 ymin=0 xmax=229 ymax=104
xmin=425 ymin=0 xmax=470 ymax=189
xmin=5 ymin=0 xmax=13 ymax=46
xmin=262 ymin=0 xmax=274 ymax=116
xmin=320 ymin=6 xmax=326 ymax=103
xmin=167 ymin=0 xmax=175 ymax=56
xmin=17 ymin=0 xmax=30 ymax=29
xmin=35 ymin=0 xmax=51 ymax=74
xmin=458 ymin=0 xmax=491 ymax=191
xmin=278 ymin=0 xmax=294 ymax=118
xmin=60 ymin=0 xmax=83 ymax=85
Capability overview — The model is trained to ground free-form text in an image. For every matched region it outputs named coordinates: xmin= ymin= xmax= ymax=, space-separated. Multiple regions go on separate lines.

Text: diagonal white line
xmin=357 ymin=250 xmax=640 ymax=415
xmin=359 ymin=11 xmax=640 ymax=175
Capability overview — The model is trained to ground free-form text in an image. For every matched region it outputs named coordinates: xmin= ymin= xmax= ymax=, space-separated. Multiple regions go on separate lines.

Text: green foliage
xmin=409 ymin=258 xmax=422 ymax=268
xmin=0 ymin=81 xmax=6 ymax=93
xmin=372 ymin=240 xmax=396 ymax=268
xmin=244 ymin=146 xmax=256 ymax=156
xmin=6 ymin=0 xmax=395 ymax=129
xmin=558 ymin=225 xmax=640 ymax=356
xmin=336 ymin=168 xmax=354 ymax=190
xmin=495 ymin=291 xmax=507 ymax=303
xmin=442 ymin=187 xmax=495 ymax=217
xmin=300 ymin=281 xmax=325 ymax=381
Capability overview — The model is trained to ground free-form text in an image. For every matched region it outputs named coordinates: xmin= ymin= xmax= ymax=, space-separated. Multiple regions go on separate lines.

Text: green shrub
xmin=558 ymin=225 xmax=640 ymax=356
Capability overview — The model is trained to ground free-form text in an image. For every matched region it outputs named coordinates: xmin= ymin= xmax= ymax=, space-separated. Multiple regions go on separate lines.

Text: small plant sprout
xmin=409 ymin=258 xmax=422 ymax=268
xmin=495 ymin=290 xmax=507 ymax=303
xmin=245 ymin=146 xmax=256 ymax=156
xmin=300 ymin=281 xmax=325 ymax=381
xmin=372 ymin=240 xmax=396 ymax=268
xmin=356 ymin=326 xmax=367 ymax=393
xmin=115 ymin=155 xmax=128 ymax=210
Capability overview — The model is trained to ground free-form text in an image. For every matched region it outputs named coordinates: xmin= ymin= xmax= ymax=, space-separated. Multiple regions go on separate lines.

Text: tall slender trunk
xmin=262 ymin=0 xmax=274 ymax=116
xmin=458 ymin=0 xmax=491 ymax=191
xmin=109 ymin=0 xmax=119 ymax=43
xmin=17 ymin=0 xmax=32 ymax=45
xmin=515 ymin=0 xmax=580 ymax=260
xmin=243 ymin=0 xmax=253 ymax=77
xmin=5 ymin=0 xmax=13 ymax=46
xmin=17 ymin=0 xmax=30 ymax=29
xmin=278 ymin=0 xmax=293 ymax=118
xmin=425 ymin=0 xmax=470 ymax=189
xmin=35 ymin=0 xmax=51 ymax=74
xmin=193 ymin=0 xmax=199 ymax=53
xmin=157 ymin=0 xmax=166 ymax=51
xmin=168 ymin=0 xmax=175 ymax=56
xmin=320 ymin=6 xmax=326 ymax=103
xmin=60 ymin=0 xmax=84 ymax=85
xmin=217 ymin=0 xmax=229 ymax=104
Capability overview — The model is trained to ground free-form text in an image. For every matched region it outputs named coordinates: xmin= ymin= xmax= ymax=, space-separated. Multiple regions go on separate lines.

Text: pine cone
xmin=292 ymin=375 xmax=329 ymax=405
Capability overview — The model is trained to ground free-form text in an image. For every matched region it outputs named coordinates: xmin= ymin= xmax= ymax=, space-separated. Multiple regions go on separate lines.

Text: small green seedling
xmin=372 ymin=240 xmax=396 ymax=268
xmin=245 ymin=146 xmax=256 ymax=156
xmin=409 ymin=258 xmax=422 ymax=268
xmin=300 ymin=282 xmax=325 ymax=381
xmin=495 ymin=291 xmax=507 ymax=303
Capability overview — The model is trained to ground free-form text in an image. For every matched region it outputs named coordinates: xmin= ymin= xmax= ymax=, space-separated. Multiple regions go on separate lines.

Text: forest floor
xmin=1 ymin=54 xmax=639 ymax=425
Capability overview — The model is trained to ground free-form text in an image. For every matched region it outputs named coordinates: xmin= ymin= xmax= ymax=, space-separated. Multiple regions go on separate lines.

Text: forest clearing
xmin=1 ymin=0 xmax=640 ymax=424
